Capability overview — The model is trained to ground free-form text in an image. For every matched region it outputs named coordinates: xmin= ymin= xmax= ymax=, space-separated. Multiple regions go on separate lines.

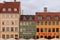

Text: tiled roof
xmin=0 ymin=2 xmax=20 ymax=13
xmin=36 ymin=12 xmax=60 ymax=21
xmin=20 ymin=15 xmax=35 ymax=21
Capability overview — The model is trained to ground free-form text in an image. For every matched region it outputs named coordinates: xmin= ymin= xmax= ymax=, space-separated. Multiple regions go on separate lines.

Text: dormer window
xmin=14 ymin=8 xmax=17 ymax=11
xmin=46 ymin=16 xmax=50 ymax=20
xmin=38 ymin=16 xmax=42 ymax=20
xmin=29 ymin=16 xmax=32 ymax=20
xmin=23 ymin=16 xmax=26 ymax=20
xmin=8 ymin=8 xmax=11 ymax=11
xmin=54 ymin=16 xmax=58 ymax=20
xmin=2 ymin=8 xmax=6 ymax=11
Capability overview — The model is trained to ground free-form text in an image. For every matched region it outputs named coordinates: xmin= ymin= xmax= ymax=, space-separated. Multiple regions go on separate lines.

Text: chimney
xmin=44 ymin=7 xmax=47 ymax=12
xmin=14 ymin=0 xmax=16 ymax=2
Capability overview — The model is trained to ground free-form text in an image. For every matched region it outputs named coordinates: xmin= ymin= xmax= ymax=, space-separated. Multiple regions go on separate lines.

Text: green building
xmin=19 ymin=15 xmax=36 ymax=39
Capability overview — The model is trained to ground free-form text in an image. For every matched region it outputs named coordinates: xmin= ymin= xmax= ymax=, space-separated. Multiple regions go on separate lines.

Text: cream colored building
xmin=0 ymin=0 xmax=20 ymax=39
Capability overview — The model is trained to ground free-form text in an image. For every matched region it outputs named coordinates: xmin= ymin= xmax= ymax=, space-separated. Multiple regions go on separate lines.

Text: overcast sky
xmin=0 ymin=0 xmax=60 ymax=15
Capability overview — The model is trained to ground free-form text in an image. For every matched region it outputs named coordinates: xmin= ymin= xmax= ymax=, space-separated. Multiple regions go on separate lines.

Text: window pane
xmin=6 ymin=35 xmax=9 ymax=39
xmin=46 ymin=16 xmax=50 ymax=20
xmin=52 ymin=28 xmax=55 ymax=32
xmin=11 ymin=27 xmax=14 ymax=32
xmin=56 ymin=28 xmax=59 ymax=32
xmin=37 ymin=28 xmax=39 ymax=32
xmin=48 ymin=28 xmax=51 ymax=32
xmin=54 ymin=16 xmax=58 ymax=20
xmin=12 ymin=21 xmax=14 ymax=25
xmin=15 ymin=35 xmax=18 ymax=39
xmin=56 ymin=21 xmax=59 ymax=25
xmin=41 ymin=28 xmax=43 ymax=32
xmin=2 ymin=35 xmax=5 ymax=39
xmin=14 ymin=8 xmax=17 ymax=11
xmin=6 ymin=27 xmax=9 ymax=31
xmin=2 ymin=27 xmax=5 ymax=32
xmin=45 ymin=21 xmax=47 ymax=25
xmin=8 ymin=8 xmax=11 ymax=11
xmin=15 ymin=27 xmax=18 ymax=32
xmin=38 ymin=16 xmax=42 ymax=20
xmin=44 ymin=28 xmax=47 ymax=32
xmin=41 ymin=21 xmax=43 ymax=25
xmin=2 ymin=8 xmax=6 ymax=11
xmin=2 ymin=22 xmax=4 ymax=25
xmin=11 ymin=35 xmax=14 ymax=38
xmin=48 ymin=21 xmax=51 ymax=25
xmin=52 ymin=21 xmax=55 ymax=25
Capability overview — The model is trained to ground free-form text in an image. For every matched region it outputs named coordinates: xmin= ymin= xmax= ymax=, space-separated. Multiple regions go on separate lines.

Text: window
xmin=52 ymin=28 xmax=55 ymax=32
xmin=29 ymin=16 xmax=32 ymax=20
xmin=20 ymin=28 xmax=23 ymax=32
xmin=48 ymin=21 xmax=51 ymax=25
xmin=46 ymin=16 xmax=50 ymax=20
xmin=20 ymin=22 xmax=22 ymax=25
xmin=56 ymin=36 xmax=59 ymax=38
xmin=14 ymin=8 xmax=17 ymax=11
xmin=6 ymin=35 xmax=9 ymax=39
xmin=15 ymin=35 xmax=18 ymax=39
xmin=23 ymin=16 xmax=26 ymax=20
xmin=15 ymin=27 xmax=18 ymax=32
xmin=2 ymin=22 xmax=4 ymax=25
xmin=41 ymin=28 xmax=43 ymax=32
xmin=44 ymin=28 xmax=47 ymax=32
xmin=6 ymin=27 xmax=9 ymax=31
xmin=6 ymin=21 xmax=9 ymax=25
xmin=40 ymin=21 xmax=43 ymax=25
xmin=11 ymin=14 xmax=14 ymax=18
xmin=48 ymin=28 xmax=51 ymax=32
xmin=38 ymin=16 xmax=42 ymax=20
xmin=56 ymin=21 xmax=59 ymax=25
xmin=11 ymin=27 xmax=14 ymax=32
xmin=45 ymin=21 xmax=47 ymax=25
xmin=54 ymin=16 xmax=58 ymax=20
xmin=40 ymin=36 xmax=43 ymax=38
xmin=2 ymin=35 xmax=5 ymax=39
xmin=52 ymin=21 xmax=55 ymax=25
xmin=37 ymin=28 xmax=39 ymax=32
xmin=6 ymin=14 xmax=9 ymax=18
xmin=56 ymin=28 xmax=59 ymax=32
xmin=15 ymin=14 xmax=18 ymax=18
xmin=8 ymin=8 xmax=11 ymax=11
xmin=2 ymin=27 xmax=5 ymax=32
xmin=2 ymin=14 xmax=5 ymax=18
xmin=2 ymin=8 xmax=6 ymax=11
xmin=12 ymin=21 xmax=14 ymax=25
xmin=11 ymin=35 xmax=14 ymax=38
xmin=36 ymin=36 xmax=39 ymax=39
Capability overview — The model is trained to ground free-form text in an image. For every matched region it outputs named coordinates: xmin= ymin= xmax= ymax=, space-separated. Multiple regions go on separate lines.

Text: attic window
xmin=2 ymin=8 xmax=6 ymax=11
xmin=8 ymin=8 xmax=11 ymax=11
xmin=14 ymin=8 xmax=17 ymax=11
xmin=29 ymin=16 xmax=32 ymax=20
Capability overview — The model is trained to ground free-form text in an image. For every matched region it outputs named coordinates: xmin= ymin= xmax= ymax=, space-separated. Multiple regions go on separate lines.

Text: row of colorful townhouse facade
xmin=0 ymin=0 xmax=60 ymax=39
xmin=19 ymin=7 xmax=60 ymax=39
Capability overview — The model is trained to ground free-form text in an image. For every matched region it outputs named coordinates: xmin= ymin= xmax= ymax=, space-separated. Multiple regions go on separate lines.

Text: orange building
xmin=35 ymin=7 xmax=60 ymax=39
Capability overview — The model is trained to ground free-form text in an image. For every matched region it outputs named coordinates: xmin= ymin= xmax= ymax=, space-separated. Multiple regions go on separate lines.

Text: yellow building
xmin=0 ymin=0 xmax=20 ymax=39
xmin=36 ymin=7 xmax=60 ymax=39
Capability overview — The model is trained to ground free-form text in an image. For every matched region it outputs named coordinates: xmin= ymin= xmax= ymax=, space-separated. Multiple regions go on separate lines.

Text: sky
xmin=0 ymin=0 xmax=60 ymax=15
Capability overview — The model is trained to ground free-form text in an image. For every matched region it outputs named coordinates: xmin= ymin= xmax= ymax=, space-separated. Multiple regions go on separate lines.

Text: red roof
xmin=36 ymin=12 xmax=60 ymax=21
xmin=0 ymin=2 xmax=20 ymax=13
xmin=20 ymin=15 xmax=35 ymax=21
